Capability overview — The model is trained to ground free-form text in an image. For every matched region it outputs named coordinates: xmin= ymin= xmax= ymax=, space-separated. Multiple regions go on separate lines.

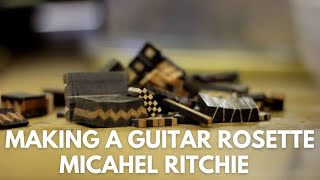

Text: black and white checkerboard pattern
xmin=139 ymin=88 xmax=162 ymax=117
xmin=127 ymin=87 xmax=162 ymax=117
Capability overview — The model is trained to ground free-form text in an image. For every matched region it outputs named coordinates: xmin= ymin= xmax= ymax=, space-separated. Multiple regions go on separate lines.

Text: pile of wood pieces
xmin=64 ymin=42 xmax=284 ymax=128
xmin=0 ymin=42 xmax=284 ymax=129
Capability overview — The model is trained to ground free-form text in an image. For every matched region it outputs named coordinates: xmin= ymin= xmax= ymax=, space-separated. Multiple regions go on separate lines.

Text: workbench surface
xmin=0 ymin=58 xmax=319 ymax=180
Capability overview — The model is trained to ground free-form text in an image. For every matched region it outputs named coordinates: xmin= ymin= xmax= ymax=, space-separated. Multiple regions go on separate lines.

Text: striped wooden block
xmin=0 ymin=108 xmax=28 ymax=129
xmin=1 ymin=93 xmax=47 ymax=118
xmin=132 ymin=116 xmax=177 ymax=128
xmin=66 ymin=94 xmax=148 ymax=128
xmin=198 ymin=93 xmax=260 ymax=123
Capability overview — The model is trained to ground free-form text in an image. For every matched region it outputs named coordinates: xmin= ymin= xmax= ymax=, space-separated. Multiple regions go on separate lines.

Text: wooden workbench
xmin=0 ymin=56 xmax=319 ymax=180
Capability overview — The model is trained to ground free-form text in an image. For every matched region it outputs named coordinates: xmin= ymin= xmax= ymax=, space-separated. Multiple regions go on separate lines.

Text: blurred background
xmin=0 ymin=0 xmax=319 ymax=85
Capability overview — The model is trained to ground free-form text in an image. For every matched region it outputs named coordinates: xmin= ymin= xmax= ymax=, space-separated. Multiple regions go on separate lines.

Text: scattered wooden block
xmin=103 ymin=59 xmax=125 ymax=72
xmin=64 ymin=71 xmax=128 ymax=96
xmin=238 ymin=97 xmax=259 ymax=122
xmin=259 ymin=112 xmax=271 ymax=121
xmin=191 ymin=71 xmax=239 ymax=83
xmin=127 ymin=87 xmax=162 ymax=117
xmin=198 ymin=93 xmax=260 ymax=123
xmin=132 ymin=116 xmax=177 ymax=128
xmin=197 ymin=93 xmax=223 ymax=122
xmin=1 ymin=93 xmax=48 ymax=118
xmin=138 ymin=60 xmax=186 ymax=93
xmin=128 ymin=42 xmax=186 ymax=89
xmin=146 ymin=85 xmax=194 ymax=107
xmin=187 ymin=81 xmax=248 ymax=95
xmin=64 ymin=72 xmax=128 ymax=107
xmin=138 ymin=42 xmax=162 ymax=65
xmin=162 ymin=98 xmax=213 ymax=125
xmin=128 ymin=55 xmax=154 ymax=84
xmin=172 ymin=114 xmax=200 ymax=125
xmin=66 ymin=94 xmax=148 ymax=128
xmin=0 ymin=108 xmax=28 ymax=129
xmin=205 ymin=82 xmax=249 ymax=94
xmin=248 ymin=92 xmax=284 ymax=111
xmin=43 ymin=88 xmax=65 ymax=107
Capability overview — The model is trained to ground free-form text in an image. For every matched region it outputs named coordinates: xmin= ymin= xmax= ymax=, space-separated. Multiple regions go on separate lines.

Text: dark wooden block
xmin=191 ymin=71 xmax=239 ymax=83
xmin=228 ymin=98 xmax=242 ymax=122
xmin=197 ymin=93 xmax=223 ymax=122
xmin=220 ymin=98 xmax=234 ymax=122
xmin=162 ymin=98 xmax=212 ymax=125
xmin=207 ymin=83 xmax=248 ymax=94
xmin=0 ymin=108 xmax=29 ymax=129
xmin=64 ymin=72 xmax=128 ymax=95
xmin=164 ymin=116 xmax=178 ymax=126
xmin=1 ymin=93 xmax=48 ymax=118
xmin=66 ymin=94 xmax=148 ymax=128
xmin=248 ymin=92 xmax=284 ymax=111
xmin=198 ymin=94 xmax=260 ymax=123
xmin=147 ymin=85 xmax=193 ymax=107
xmin=173 ymin=114 xmax=200 ymax=125
xmin=188 ymin=81 xmax=248 ymax=95
xmin=64 ymin=72 xmax=128 ymax=108
xmin=264 ymin=93 xmax=284 ymax=111
xmin=103 ymin=59 xmax=125 ymax=72
xmin=242 ymin=97 xmax=260 ymax=122
xmin=43 ymin=88 xmax=65 ymax=107
xmin=198 ymin=93 xmax=216 ymax=116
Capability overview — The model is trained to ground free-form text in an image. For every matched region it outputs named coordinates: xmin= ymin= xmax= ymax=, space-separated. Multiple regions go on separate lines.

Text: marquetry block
xmin=0 ymin=108 xmax=28 ymax=129
xmin=127 ymin=87 xmax=162 ymax=117
xmin=1 ymin=93 xmax=47 ymax=118
xmin=132 ymin=116 xmax=177 ymax=128
xmin=66 ymin=94 xmax=148 ymax=128
xmin=198 ymin=93 xmax=260 ymax=123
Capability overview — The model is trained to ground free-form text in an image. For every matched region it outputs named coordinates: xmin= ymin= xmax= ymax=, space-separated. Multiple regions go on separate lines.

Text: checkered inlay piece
xmin=128 ymin=87 xmax=162 ymax=117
